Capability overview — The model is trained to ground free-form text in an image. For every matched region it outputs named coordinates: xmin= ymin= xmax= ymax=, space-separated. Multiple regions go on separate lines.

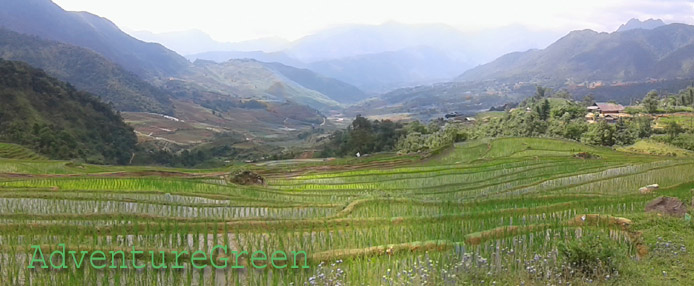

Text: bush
xmin=559 ymin=233 xmax=627 ymax=279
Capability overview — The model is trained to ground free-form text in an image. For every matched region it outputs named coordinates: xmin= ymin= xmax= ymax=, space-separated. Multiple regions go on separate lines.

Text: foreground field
xmin=0 ymin=138 xmax=692 ymax=285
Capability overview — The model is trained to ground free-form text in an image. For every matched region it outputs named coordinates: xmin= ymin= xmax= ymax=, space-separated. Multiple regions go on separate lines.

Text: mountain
xmin=346 ymin=81 xmax=518 ymax=119
xmin=0 ymin=0 xmax=190 ymax=79
xmin=0 ymin=59 xmax=137 ymax=164
xmin=129 ymin=29 xmax=289 ymax=55
xmin=617 ymin=18 xmax=666 ymax=32
xmin=458 ymin=23 xmax=694 ymax=84
xmin=173 ymin=59 xmax=346 ymax=112
xmin=262 ymin=62 xmax=369 ymax=104
xmin=186 ymin=50 xmax=303 ymax=67
xmin=285 ymin=22 xmax=472 ymax=63
xmin=180 ymin=22 xmax=559 ymax=93
xmin=0 ymin=29 xmax=174 ymax=114
xmin=307 ymin=46 xmax=470 ymax=92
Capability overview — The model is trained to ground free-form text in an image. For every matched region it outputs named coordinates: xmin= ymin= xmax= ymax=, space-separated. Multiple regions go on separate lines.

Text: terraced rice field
xmin=0 ymin=143 xmax=45 ymax=160
xmin=0 ymin=138 xmax=693 ymax=285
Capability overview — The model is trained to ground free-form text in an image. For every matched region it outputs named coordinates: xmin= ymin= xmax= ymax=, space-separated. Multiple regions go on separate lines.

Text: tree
xmin=613 ymin=119 xmax=636 ymax=146
xmin=581 ymin=120 xmax=615 ymax=146
xmin=643 ymin=90 xmax=660 ymax=114
xmin=582 ymin=94 xmax=595 ymax=107
xmin=635 ymin=116 xmax=652 ymax=138
xmin=534 ymin=86 xmax=547 ymax=101
xmin=664 ymin=120 xmax=684 ymax=141
xmin=537 ymin=99 xmax=551 ymax=121
xmin=553 ymin=89 xmax=573 ymax=100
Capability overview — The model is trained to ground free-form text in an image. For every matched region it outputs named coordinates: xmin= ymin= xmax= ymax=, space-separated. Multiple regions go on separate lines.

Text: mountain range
xmin=0 ymin=28 xmax=174 ymax=114
xmin=171 ymin=22 xmax=561 ymax=93
xmin=3 ymin=0 xmax=694 ymax=152
xmin=0 ymin=0 xmax=190 ymax=79
xmin=457 ymin=23 xmax=694 ymax=85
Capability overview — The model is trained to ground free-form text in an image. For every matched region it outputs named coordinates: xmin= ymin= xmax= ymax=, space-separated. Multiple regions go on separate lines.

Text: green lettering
xmin=150 ymin=251 xmax=167 ymax=269
xmin=251 ymin=250 xmax=267 ymax=269
xmin=290 ymin=251 xmax=309 ymax=269
xmin=171 ymin=251 xmax=188 ymax=269
xmin=191 ymin=251 xmax=207 ymax=269
xmin=231 ymin=250 xmax=247 ymax=269
xmin=27 ymin=245 xmax=48 ymax=269
xmin=90 ymin=251 xmax=106 ymax=269
xmin=131 ymin=248 xmax=145 ymax=269
xmin=210 ymin=245 xmax=228 ymax=269
xmin=109 ymin=250 xmax=127 ymax=269
xmin=270 ymin=251 xmax=287 ymax=269
xmin=49 ymin=244 xmax=67 ymax=269
xmin=68 ymin=250 xmax=88 ymax=268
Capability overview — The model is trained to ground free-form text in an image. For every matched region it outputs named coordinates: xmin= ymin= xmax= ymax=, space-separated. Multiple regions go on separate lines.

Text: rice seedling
xmin=0 ymin=137 xmax=692 ymax=285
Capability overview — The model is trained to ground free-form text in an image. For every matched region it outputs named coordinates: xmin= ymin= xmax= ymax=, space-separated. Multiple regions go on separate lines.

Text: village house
xmin=588 ymin=102 xmax=625 ymax=115
xmin=586 ymin=102 xmax=627 ymax=123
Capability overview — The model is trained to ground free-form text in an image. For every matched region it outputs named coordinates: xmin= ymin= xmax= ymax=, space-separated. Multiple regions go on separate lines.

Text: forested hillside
xmin=0 ymin=29 xmax=174 ymax=114
xmin=0 ymin=59 xmax=137 ymax=164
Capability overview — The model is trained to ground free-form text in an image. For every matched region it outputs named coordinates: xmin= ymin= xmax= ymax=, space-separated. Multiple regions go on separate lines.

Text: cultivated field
xmin=0 ymin=138 xmax=692 ymax=285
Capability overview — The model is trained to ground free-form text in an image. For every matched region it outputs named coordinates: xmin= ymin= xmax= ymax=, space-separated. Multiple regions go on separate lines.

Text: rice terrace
xmin=3 ymin=1 xmax=694 ymax=285
xmin=0 ymin=137 xmax=692 ymax=285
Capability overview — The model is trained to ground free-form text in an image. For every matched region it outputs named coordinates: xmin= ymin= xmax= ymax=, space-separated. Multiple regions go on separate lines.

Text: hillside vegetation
xmin=0 ymin=29 xmax=174 ymax=114
xmin=0 ymin=59 xmax=137 ymax=164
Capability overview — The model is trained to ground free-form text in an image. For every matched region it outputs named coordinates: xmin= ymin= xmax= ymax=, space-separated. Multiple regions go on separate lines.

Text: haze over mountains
xmin=0 ymin=0 xmax=366 ymax=112
xmin=131 ymin=29 xmax=289 ymax=55
xmin=164 ymin=22 xmax=561 ymax=92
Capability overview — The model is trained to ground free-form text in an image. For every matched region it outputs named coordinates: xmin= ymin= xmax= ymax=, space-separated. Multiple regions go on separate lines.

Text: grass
xmin=0 ymin=142 xmax=44 ymax=160
xmin=655 ymin=113 xmax=694 ymax=131
xmin=0 ymin=137 xmax=692 ymax=285
xmin=617 ymin=139 xmax=694 ymax=157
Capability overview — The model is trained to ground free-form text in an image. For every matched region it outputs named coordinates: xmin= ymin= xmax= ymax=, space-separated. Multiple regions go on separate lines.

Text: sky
xmin=51 ymin=0 xmax=694 ymax=43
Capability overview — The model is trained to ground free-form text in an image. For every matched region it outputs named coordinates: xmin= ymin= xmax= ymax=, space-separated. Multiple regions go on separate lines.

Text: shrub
xmin=559 ymin=233 xmax=627 ymax=279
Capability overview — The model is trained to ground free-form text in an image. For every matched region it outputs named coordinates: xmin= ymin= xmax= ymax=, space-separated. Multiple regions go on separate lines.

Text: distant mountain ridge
xmin=0 ymin=28 xmax=174 ymax=114
xmin=307 ymin=46 xmax=468 ymax=92
xmin=617 ymin=18 xmax=666 ymax=32
xmin=457 ymin=22 xmax=694 ymax=84
xmin=172 ymin=22 xmax=560 ymax=93
xmin=0 ymin=0 xmax=190 ymax=79
xmin=130 ymin=29 xmax=289 ymax=55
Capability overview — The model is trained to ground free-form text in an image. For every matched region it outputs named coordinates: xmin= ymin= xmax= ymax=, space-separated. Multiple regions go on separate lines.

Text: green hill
xmin=178 ymin=59 xmax=343 ymax=112
xmin=0 ymin=59 xmax=137 ymax=164
xmin=0 ymin=29 xmax=174 ymax=114
xmin=262 ymin=62 xmax=369 ymax=104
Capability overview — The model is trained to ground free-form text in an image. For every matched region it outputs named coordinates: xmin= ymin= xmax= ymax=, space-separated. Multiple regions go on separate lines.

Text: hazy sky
xmin=52 ymin=0 xmax=694 ymax=43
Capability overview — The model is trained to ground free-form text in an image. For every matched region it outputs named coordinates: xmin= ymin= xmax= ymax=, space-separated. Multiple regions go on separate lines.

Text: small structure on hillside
xmin=588 ymin=102 xmax=625 ymax=115
xmin=586 ymin=102 xmax=628 ymax=123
